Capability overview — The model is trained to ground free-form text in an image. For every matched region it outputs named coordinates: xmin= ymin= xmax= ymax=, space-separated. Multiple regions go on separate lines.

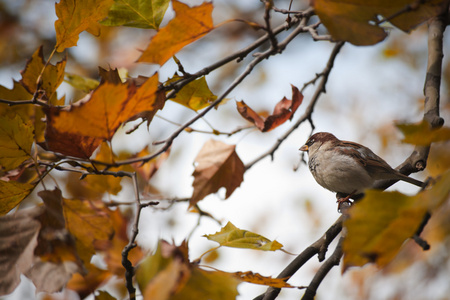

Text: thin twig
xmin=245 ymin=41 xmax=345 ymax=170
xmin=122 ymin=172 xmax=142 ymax=300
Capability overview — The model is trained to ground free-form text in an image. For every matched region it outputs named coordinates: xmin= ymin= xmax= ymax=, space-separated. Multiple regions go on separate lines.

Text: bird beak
xmin=299 ymin=145 xmax=308 ymax=151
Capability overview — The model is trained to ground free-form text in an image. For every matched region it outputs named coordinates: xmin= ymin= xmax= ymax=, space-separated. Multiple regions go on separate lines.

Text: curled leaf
xmin=204 ymin=222 xmax=284 ymax=251
xmin=237 ymin=85 xmax=303 ymax=132
xmin=191 ymin=140 xmax=244 ymax=207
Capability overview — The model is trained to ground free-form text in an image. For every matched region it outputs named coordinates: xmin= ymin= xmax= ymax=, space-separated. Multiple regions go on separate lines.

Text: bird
xmin=299 ymin=132 xmax=423 ymax=206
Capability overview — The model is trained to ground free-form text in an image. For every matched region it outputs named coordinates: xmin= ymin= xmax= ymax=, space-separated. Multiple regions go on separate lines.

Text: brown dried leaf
xmin=191 ymin=139 xmax=244 ymax=207
xmin=0 ymin=207 xmax=42 ymax=296
xmin=237 ymin=85 xmax=303 ymax=132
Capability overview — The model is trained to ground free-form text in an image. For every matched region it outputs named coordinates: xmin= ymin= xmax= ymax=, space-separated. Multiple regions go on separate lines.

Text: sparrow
xmin=300 ymin=132 xmax=423 ymax=201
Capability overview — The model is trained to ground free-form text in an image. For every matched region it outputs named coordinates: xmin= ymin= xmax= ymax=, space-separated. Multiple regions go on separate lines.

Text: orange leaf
xmin=237 ymin=85 xmax=303 ymax=132
xmin=55 ymin=0 xmax=114 ymax=52
xmin=191 ymin=139 xmax=244 ymax=207
xmin=44 ymin=73 xmax=163 ymax=158
xmin=138 ymin=1 xmax=214 ymax=65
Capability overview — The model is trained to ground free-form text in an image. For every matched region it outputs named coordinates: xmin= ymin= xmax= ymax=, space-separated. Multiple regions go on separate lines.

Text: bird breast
xmin=308 ymin=148 xmax=374 ymax=194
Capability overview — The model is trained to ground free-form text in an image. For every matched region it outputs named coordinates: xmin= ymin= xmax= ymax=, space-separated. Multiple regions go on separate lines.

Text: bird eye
xmin=307 ymin=139 xmax=315 ymax=146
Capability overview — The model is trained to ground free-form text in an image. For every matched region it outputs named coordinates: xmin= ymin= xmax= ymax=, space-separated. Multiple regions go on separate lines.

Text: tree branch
xmin=255 ymin=215 xmax=344 ymax=300
xmin=246 ymin=41 xmax=345 ymax=169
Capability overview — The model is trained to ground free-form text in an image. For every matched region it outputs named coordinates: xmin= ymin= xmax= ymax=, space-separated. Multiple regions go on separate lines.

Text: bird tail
xmin=400 ymin=174 xmax=424 ymax=188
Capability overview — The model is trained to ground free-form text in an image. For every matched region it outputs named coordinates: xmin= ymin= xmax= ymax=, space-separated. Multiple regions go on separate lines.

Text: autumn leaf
xmin=191 ymin=139 xmax=244 ymax=207
xmin=237 ymin=85 xmax=303 ymax=132
xmin=131 ymin=146 xmax=170 ymax=182
xmin=67 ymin=264 xmax=112 ymax=299
xmin=204 ymin=222 xmax=284 ymax=251
xmin=396 ymin=121 xmax=450 ymax=145
xmin=233 ymin=271 xmax=294 ymax=288
xmin=55 ymin=0 xmax=114 ymax=52
xmin=65 ymin=72 xmax=100 ymax=93
xmin=62 ymin=197 xmax=114 ymax=265
xmin=0 ymin=81 xmax=45 ymax=143
xmin=137 ymin=241 xmax=239 ymax=300
xmin=343 ymin=170 xmax=450 ymax=270
xmin=314 ymin=0 xmax=448 ymax=46
xmin=0 ymin=114 xmax=34 ymax=173
xmin=44 ymin=72 xmax=163 ymax=158
xmin=96 ymin=209 xmax=144 ymax=276
xmin=0 ymin=207 xmax=42 ymax=296
xmin=138 ymin=1 xmax=214 ymax=65
xmin=0 ymin=180 xmax=35 ymax=216
xmin=167 ymin=75 xmax=218 ymax=111
xmin=101 ymin=0 xmax=170 ymax=29
xmin=20 ymin=46 xmax=66 ymax=104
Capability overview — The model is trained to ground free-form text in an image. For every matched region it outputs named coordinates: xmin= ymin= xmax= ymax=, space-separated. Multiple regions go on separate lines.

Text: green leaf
xmin=0 ymin=181 xmax=35 ymax=216
xmin=101 ymin=0 xmax=170 ymax=29
xmin=167 ymin=75 xmax=218 ymax=111
xmin=343 ymin=170 xmax=450 ymax=270
xmin=0 ymin=114 xmax=34 ymax=172
xmin=204 ymin=222 xmax=283 ymax=251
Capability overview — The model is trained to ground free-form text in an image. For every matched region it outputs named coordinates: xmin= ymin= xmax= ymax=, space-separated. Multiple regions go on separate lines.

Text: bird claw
xmin=336 ymin=191 xmax=355 ymax=212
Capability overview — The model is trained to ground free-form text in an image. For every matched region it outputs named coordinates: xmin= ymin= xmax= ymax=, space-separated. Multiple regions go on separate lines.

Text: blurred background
xmin=1 ymin=0 xmax=450 ymax=299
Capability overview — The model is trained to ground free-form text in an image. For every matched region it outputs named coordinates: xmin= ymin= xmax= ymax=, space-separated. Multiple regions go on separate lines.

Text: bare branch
xmin=246 ymin=41 xmax=345 ymax=170
xmin=255 ymin=216 xmax=344 ymax=300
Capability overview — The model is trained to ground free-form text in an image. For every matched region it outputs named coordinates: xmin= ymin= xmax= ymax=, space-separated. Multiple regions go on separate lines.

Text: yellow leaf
xmin=0 ymin=81 xmax=45 ymax=143
xmin=191 ymin=139 xmax=244 ymax=207
xmin=55 ymin=0 xmax=114 ymax=52
xmin=204 ymin=222 xmax=284 ymax=251
xmin=233 ymin=271 xmax=294 ymax=288
xmin=0 ymin=114 xmax=34 ymax=172
xmin=44 ymin=73 xmax=163 ymax=158
xmin=62 ymin=197 xmax=114 ymax=265
xmin=137 ymin=240 xmax=239 ymax=300
xmin=101 ymin=0 xmax=170 ymax=29
xmin=20 ymin=46 xmax=66 ymax=104
xmin=138 ymin=1 xmax=214 ymax=65
xmin=396 ymin=121 xmax=450 ymax=145
xmin=314 ymin=0 xmax=448 ymax=46
xmin=65 ymin=73 xmax=100 ymax=93
xmin=167 ymin=75 xmax=217 ymax=111
xmin=0 ymin=180 xmax=35 ymax=216
xmin=343 ymin=170 xmax=450 ymax=270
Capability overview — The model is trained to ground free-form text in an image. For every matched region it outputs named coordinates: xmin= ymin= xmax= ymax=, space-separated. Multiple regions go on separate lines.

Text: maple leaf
xmin=55 ymin=0 xmax=115 ymax=52
xmin=343 ymin=170 xmax=450 ymax=270
xmin=204 ymin=222 xmax=284 ymax=251
xmin=0 ymin=207 xmax=42 ymax=296
xmin=138 ymin=1 xmax=214 ymax=65
xmin=166 ymin=74 xmax=218 ymax=111
xmin=396 ymin=121 xmax=450 ymax=145
xmin=191 ymin=139 xmax=244 ymax=207
xmin=20 ymin=46 xmax=66 ymax=104
xmin=0 ymin=180 xmax=35 ymax=216
xmin=101 ymin=0 xmax=170 ymax=29
xmin=65 ymin=73 xmax=100 ymax=93
xmin=314 ymin=0 xmax=448 ymax=46
xmin=233 ymin=271 xmax=295 ymax=288
xmin=0 ymin=114 xmax=34 ymax=173
xmin=236 ymin=85 xmax=303 ymax=132
xmin=136 ymin=241 xmax=239 ymax=300
xmin=44 ymin=72 xmax=163 ymax=158
xmin=61 ymin=196 xmax=114 ymax=265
